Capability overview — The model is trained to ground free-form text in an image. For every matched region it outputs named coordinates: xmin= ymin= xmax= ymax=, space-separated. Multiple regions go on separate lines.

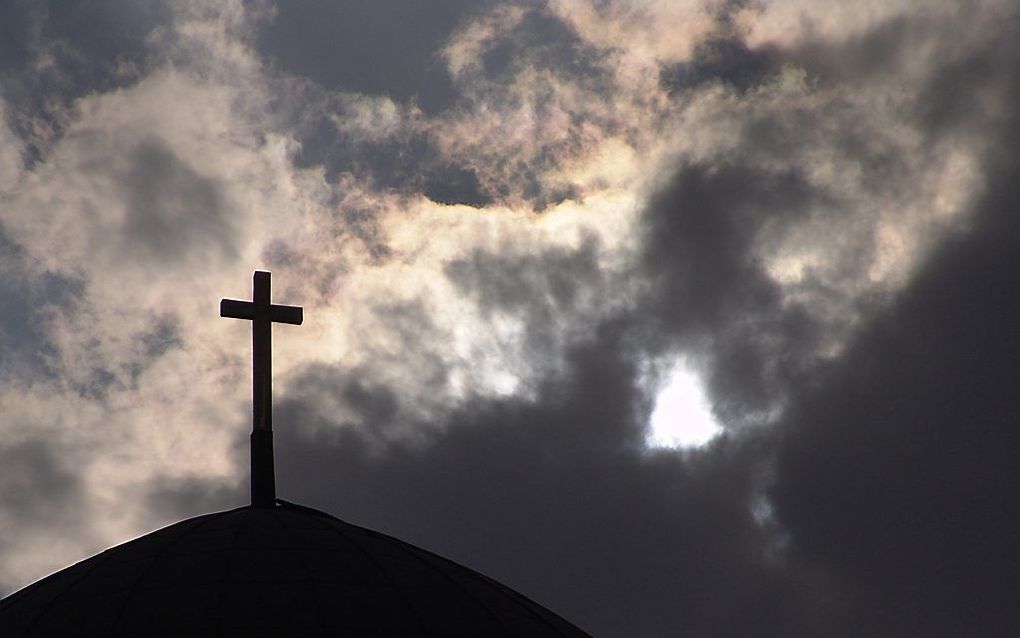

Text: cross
xmin=220 ymin=271 xmax=303 ymax=507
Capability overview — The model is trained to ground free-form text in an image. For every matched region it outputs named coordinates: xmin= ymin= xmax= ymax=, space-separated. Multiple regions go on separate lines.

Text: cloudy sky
xmin=2 ymin=0 xmax=1019 ymax=635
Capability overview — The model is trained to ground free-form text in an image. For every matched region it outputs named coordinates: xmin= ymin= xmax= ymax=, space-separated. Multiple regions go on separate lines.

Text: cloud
xmin=445 ymin=233 xmax=606 ymax=352
xmin=0 ymin=411 xmax=94 ymax=596
xmin=770 ymin=44 xmax=1020 ymax=634
xmin=118 ymin=137 xmax=238 ymax=265
xmin=660 ymin=1 xmax=780 ymax=94
xmin=0 ymin=440 xmax=82 ymax=532
xmin=273 ymin=325 xmax=818 ymax=637
xmin=0 ymin=1 xmax=164 ymax=159
xmin=256 ymin=0 xmax=491 ymax=113
xmin=0 ymin=228 xmax=83 ymax=382
xmin=1 ymin=1 xmax=1019 ymax=636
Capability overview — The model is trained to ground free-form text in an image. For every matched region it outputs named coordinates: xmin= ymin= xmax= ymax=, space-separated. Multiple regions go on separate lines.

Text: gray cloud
xmin=263 ymin=6 xmax=1020 ymax=637
xmin=118 ymin=137 xmax=238 ymax=265
xmin=0 ymin=439 xmax=82 ymax=535
xmin=661 ymin=2 xmax=780 ymax=94
xmin=3 ymin=2 xmax=1020 ymax=637
xmin=262 ymin=2 xmax=615 ymax=210
xmin=0 ymin=1 xmax=164 ymax=160
xmin=770 ymin=43 xmax=1020 ymax=634
xmin=445 ymin=233 xmax=606 ymax=355
xmin=0 ymin=439 xmax=88 ymax=596
xmin=0 ymin=228 xmax=83 ymax=380
xmin=273 ymin=325 xmax=821 ymax=637
xmin=143 ymin=473 xmax=245 ymax=526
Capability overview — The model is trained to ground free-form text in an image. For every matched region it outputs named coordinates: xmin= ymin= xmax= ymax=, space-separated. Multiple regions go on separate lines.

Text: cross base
xmin=251 ymin=429 xmax=276 ymax=507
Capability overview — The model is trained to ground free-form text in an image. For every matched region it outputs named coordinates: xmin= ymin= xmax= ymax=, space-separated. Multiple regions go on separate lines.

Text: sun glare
xmin=648 ymin=361 xmax=721 ymax=448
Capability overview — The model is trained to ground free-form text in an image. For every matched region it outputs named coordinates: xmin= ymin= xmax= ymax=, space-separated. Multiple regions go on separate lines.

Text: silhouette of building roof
xmin=0 ymin=500 xmax=591 ymax=637
xmin=0 ymin=272 xmax=593 ymax=636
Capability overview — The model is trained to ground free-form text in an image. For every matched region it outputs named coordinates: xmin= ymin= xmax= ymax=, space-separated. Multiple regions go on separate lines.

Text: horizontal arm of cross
xmin=220 ymin=299 xmax=303 ymax=325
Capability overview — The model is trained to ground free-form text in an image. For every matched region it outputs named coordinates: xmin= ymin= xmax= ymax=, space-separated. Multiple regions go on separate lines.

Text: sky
xmin=1 ymin=0 xmax=1019 ymax=635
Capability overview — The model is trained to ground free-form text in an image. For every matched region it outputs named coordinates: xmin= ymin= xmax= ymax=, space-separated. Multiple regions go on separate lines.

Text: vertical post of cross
xmin=252 ymin=271 xmax=272 ymax=430
xmin=220 ymin=271 xmax=303 ymax=507
xmin=251 ymin=271 xmax=274 ymax=506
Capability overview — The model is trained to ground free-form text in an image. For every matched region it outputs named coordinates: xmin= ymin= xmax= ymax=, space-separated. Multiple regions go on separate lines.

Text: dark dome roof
xmin=0 ymin=501 xmax=591 ymax=637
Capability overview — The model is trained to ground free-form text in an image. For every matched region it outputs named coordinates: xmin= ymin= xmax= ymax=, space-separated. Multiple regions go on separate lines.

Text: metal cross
xmin=220 ymin=271 xmax=303 ymax=507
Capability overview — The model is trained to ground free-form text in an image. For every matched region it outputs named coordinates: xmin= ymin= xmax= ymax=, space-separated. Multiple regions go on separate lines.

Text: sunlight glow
xmin=647 ymin=361 xmax=721 ymax=448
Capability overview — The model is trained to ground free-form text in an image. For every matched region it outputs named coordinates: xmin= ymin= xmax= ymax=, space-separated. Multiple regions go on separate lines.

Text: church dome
xmin=0 ymin=500 xmax=591 ymax=637
xmin=1 ymin=272 xmax=593 ymax=636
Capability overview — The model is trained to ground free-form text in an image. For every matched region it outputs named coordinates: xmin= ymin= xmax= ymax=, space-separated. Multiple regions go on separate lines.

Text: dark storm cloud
xmin=642 ymin=6 xmax=1020 ymax=423
xmin=640 ymin=12 xmax=1020 ymax=634
xmin=641 ymin=162 xmax=827 ymax=419
xmin=774 ymin=218 xmax=1020 ymax=634
xmin=273 ymin=324 xmax=820 ymax=638
xmin=644 ymin=164 xmax=806 ymax=332
xmin=276 ymin=364 xmax=403 ymax=443
xmin=661 ymin=34 xmax=777 ymax=94
xmin=0 ymin=1 xmax=164 ymax=160
xmin=771 ymin=54 xmax=1020 ymax=636
xmin=118 ymin=137 xmax=238 ymax=265
xmin=261 ymin=8 xmax=1020 ymax=637
xmin=265 ymin=106 xmax=848 ymax=637
xmin=4 ymin=2 xmax=1017 ymax=637
xmin=909 ymin=15 xmax=1020 ymax=140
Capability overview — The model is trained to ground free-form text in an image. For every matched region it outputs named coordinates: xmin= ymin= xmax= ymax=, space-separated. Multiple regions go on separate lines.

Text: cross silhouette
xmin=220 ymin=271 xmax=303 ymax=507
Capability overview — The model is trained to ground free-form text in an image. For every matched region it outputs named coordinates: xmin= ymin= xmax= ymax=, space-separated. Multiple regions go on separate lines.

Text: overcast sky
xmin=2 ymin=1 xmax=1019 ymax=635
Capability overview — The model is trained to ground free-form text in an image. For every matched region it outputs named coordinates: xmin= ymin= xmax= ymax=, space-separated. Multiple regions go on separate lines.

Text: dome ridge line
xmin=374 ymin=531 xmax=517 ymax=637
xmin=105 ymin=511 xmax=230 ymax=636
xmin=14 ymin=527 xmax=138 ymax=636
xmin=0 ymin=504 xmax=595 ymax=636
xmin=403 ymin=531 xmax=586 ymax=638
xmin=309 ymin=505 xmax=433 ymax=632
xmin=274 ymin=505 xmax=334 ymax=634
xmin=213 ymin=507 xmax=254 ymax=637
xmin=274 ymin=499 xmax=593 ymax=637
